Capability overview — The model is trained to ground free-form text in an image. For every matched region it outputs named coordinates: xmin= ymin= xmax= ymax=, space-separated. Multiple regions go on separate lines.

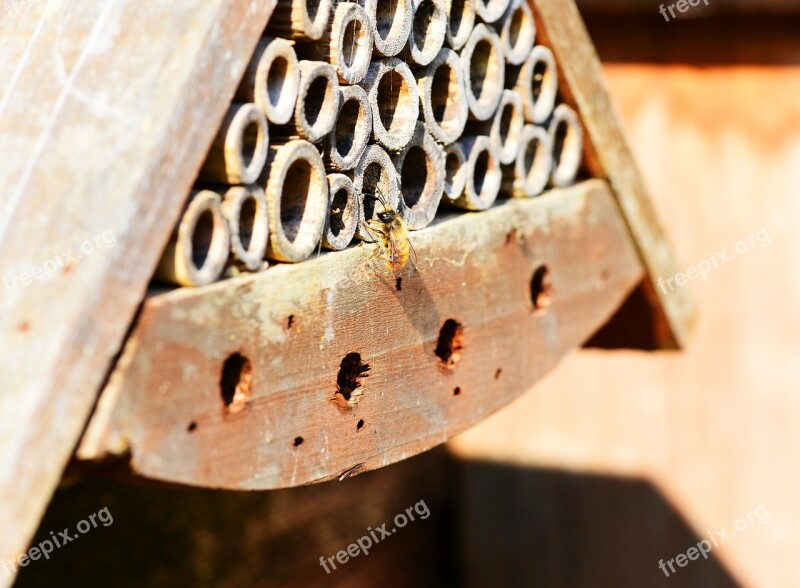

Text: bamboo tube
xmin=155 ymin=190 xmax=231 ymax=287
xmin=548 ymin=104 xmax=584 ymax=188
xmin=269 ymin=0 xmax=334 ymax=41
xmin=235 ymin=37 xmax=300 ymax=126
xmin=404 ymin=0 xmax=447 ymax=67
xmin=460 ymin=24 xmax=505 ymax=122
xmin=263 ymin=140 xmax=329 ymax=262
xmin=515 ymin=45 xmax=558 ymax=125
xmin=473 ymin=0 xmax=510 ymax=23
xmin=417 ymin=48 xmax=468 ymax=145
xmin=514 ymin=124 xmax=553 ymax=197
xmin=309 ymin=2 xmax=374 ymax=84
xmin=198 ymin=103 xmax=269 ymax=185
xmin=221 ymin=185 xmax=269 ymax=271
xmin=360 ymin=0 xmax=413 ymax=57
xmin=361 ymin=58 xmax=420 ymax=152
xmin=352 ymin=144 xmax=402 ymax=240
xmin=500 ymin=0 xmax=535 ymax=66
xmin=394 ymin=122 xmax=446 ymax=230
xmin=276 ymin=60 xmax=340 ymax=144
xmin=323 ymin=173 xmax=362 ymax=251
xmin=450 ymin=136 xmax=501 ymax=210
xmin=442 ymin=141 xmax=467 ymax=200
xmin=325 ymin=85 xmax=372 ymax=171
xmin=444 ymin=0 xmax=475 ymax=51
xmin=490 ymin=89 xmax=525 ymax=165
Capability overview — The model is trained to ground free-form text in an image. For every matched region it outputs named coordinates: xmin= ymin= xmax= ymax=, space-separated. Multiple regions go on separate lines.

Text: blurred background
xmin=16 ymin=1 xmax=800 ymax=586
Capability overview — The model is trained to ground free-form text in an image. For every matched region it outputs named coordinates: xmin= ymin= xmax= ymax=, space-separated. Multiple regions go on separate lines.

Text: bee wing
xmin=387 ymin=231 xmax=404 ymax=271
xmin=407 ymin=237 xmax=418 ymax=268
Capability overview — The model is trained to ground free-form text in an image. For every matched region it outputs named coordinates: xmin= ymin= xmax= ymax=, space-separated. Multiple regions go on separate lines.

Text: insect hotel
xmin=0 ymin=0 xmax=694 ymax=583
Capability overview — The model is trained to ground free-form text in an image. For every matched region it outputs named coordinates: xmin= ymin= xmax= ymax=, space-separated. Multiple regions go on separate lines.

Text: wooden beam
xmin=0 ymin=0 xmax=275 ymax=575
xmin=531 ymin=0 xmax=698 ymax=347
xmin=77 ymin=180 xmax=644 ymax=489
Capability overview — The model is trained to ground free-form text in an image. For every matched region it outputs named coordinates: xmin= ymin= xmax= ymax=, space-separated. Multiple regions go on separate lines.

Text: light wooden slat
xmin=0 ymin=0 xmax=276 ymax=576
xmin=531 ymin=0 xmax=698 ymax=347
xmin=77 ymin=180 xmax=644 ymax=489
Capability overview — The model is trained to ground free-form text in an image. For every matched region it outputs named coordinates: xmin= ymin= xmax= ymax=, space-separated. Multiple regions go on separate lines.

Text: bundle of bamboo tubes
xmin=156 ymin=0 xmax=586 ymax=287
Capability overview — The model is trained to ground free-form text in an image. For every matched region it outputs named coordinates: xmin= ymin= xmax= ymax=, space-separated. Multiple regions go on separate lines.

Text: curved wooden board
xmin=78 ymin=180 xmax=644 ymax=489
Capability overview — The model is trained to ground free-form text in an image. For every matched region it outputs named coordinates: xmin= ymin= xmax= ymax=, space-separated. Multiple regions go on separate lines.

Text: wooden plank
xmin=531 ymin=0 xmax=698 ymax=347
xmin=77 ymin=179 xmax=644 ymax=489
xmin=0 ymin=0 xmax=275 ymax=576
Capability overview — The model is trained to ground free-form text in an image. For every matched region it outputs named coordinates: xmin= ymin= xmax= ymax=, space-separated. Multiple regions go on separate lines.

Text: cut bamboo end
xmin=155 ymin=190 xmax=231 ymax=287
xmin=473 ymin=0 xmax=510 ymax=23
xmin=362 ymin=58 xmax=420 ymax=151
xmin=269 ymin=0 xmax=334 ymax=41
xmin=327 ymin=2 xmax=374 ymax=84
xmin=418 ymin=48 xmax=468 ymax=145
xmin=444 ymin=0 xmax=475 ymax=50
xmin=264 ymin=140 xmax=329 ymax=262
xmin=405 ymin=0 xmax=447 ymax=67
xmin=363 ymin=0 xmax=413 ymax=57
xmin=442 ymin=141 xmax=467 ymax=200
xmin=325 ymin=85 xmax=372 ymax=171
xmin=460 ymin=24 xmax=505 ymax=122
xmin=549 ymin=104 xmax=584 ymax=188
xmin=395 ymin=122 xmax=446 ymax=230
xmin=324 ymin=173 xmax=361 ymax=251
xmin=198 ymin=103 xmax=269 ymax=185
xmin=451 ymin=135 xmax=501 ymax=210
xmin=221 ymin=185 xmax=269 ymax=271
xmin=490 ymin=89 xmax=525 ymax=165
xmin=290 ymin=61 xmax=341 ymax=143
xmin=514 ymin=124 xmax=553 ymax=197
xmin=516 ymin=45 xmax=558 ymax=125
xmin=236 ymin=37 xmax=300 ymax=126
xmin=501 ymin=0 xmax=535 ymax=65
xmin=352 ymin=144 xmax=402 ymax=241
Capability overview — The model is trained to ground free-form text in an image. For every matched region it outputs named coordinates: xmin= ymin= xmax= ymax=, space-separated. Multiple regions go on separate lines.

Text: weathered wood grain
xmin=530 ymin=0 xmax=697 ymax=347
xmin=0 ymin=0 xmax=276 ymax=578
xmin=77 ymin=180 xmax=644 ymax=490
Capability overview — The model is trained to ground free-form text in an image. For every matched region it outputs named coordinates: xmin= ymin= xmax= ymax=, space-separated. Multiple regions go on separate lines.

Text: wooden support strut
xmin=77 ymin=179 xmax=644 ymax=490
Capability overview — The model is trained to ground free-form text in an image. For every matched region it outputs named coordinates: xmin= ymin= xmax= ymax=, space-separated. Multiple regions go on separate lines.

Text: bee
xmin=361 ymin=188 xmax=415 ymax=272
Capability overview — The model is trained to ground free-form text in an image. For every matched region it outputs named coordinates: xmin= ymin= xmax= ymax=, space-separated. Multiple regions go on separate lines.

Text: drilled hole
xmin=305 ymin=75 xmax=332 ymax=128
xmin=376 ymin=69 xmax=411 ymax=135
xmin=281 ymin=158 xmax=313 ymax=243
xmin=494 ymin=368 xmax=503 ymax=380
xmin=341 ymin=18 xmax=364 ymax=69
xmin=357 ymin=419 xmax=365 ymax=431
xmin=435 ymin=319 xmax=464 ymax=369
xmin=294 ymin=436 xmax=304 ymax=447
xmin=220 ymin=353 xmax=253 ymax=414
xmin=336 ymin=352 xmax=371 ymax=405
xmin=238 ymin=196 xmax=256 ymax=251
xmin=287 ymin=314 xmax=295 ymax=329
xmin=400 ymin=146 xmax=429 ymax=208
xmin=530 ymin=265 xmax=552 ymax=311
xmin=395 ymin=277 xmax=403 ymax=291
xmin=412 ymin=0 xmax=436 ymax=54
xmin=187 ymin=421 xmax=198 ymax=432
xmin=191 ymin=210 xmax=214 ymax=270
xmin=453 ymin=386 xmax=461 ymax=396
xmin=267 ymin=56 xmax=289 ymax=108
xmin=335 ymin=97 xmax=361 ymax=158
xmin=241 ymin=119 xmax=260 ymax=170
